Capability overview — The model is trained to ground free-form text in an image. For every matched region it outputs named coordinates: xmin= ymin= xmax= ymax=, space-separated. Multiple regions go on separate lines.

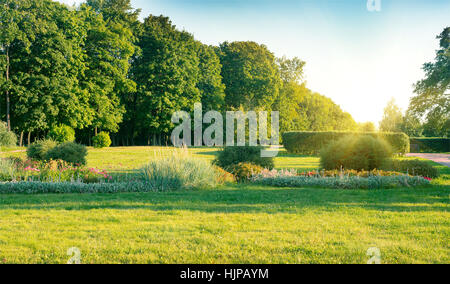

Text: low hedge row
xmin=252 ymin=175 xmax=431 ymax=190
xmin=410 ymin=138 xmax=449 ymax=153
xmin=282 ymin=131 xmax=410 ymax=155
xmin=0 ymin=181 xmax=161 ymax=194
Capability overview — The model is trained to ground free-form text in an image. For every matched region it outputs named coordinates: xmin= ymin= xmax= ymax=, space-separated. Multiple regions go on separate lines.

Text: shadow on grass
xmin=0 ymin=185 xmax=448 ymax=214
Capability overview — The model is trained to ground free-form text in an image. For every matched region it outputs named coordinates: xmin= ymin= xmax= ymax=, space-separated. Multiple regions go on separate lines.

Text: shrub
xmin=0 ymin=122 xmax=17 ymax=147
xmin=252 ymin=175 xmax=431 ymax=189
xmin=383 ymin=159 xmax=439 ymax=178
xmin=410 ymin=138 xmax=449 ymax=153
xmin=282 ymin=131 xmax=410 ymax=155
xmin=214 ymin=146 xmax=275 ymax=169
xmin=226 ymin=163 xmax=264 ymax=182
xmin=27 ymin=139 xmax=58 ymax=161
xmin=141 ymin=152 xmax=218 ymax=191
xmin=215 ymin=166 xmax=236 ymax=184
xmin=48 ymin=124 xmax=75 ymax=143
xmin=45 ymin=142 xmax=88 ymax=165
xmin=320 ymin=136 xmax=392 ymax=171
xmin=0 ymin=158 xmax=16 ymax=181
xmin=93 ymin=132 xmax=112 ymax=148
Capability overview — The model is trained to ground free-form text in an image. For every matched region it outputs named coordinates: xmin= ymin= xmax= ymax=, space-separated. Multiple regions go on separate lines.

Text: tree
xmin=410 ymin=27 xmax=450 ymax=137
xmin=379 ymin=98 xmax=404 ymax=132
xmin=275 ymin=57 xmax=308 ymax=132
xmin=0 ymin=0 xmax=32 ymax=131
xmin=4 ymin=0 xmax=91 ymax=145
xmin=133 ymin=15 xmax=201 ymax=145
xmin=78 ymin=4 xmax=137 ymax=135
xmin=219 ymin=41 xmax=281 ymax=111
xmin=358 ymin=122 xmax=377 ymax=132
xmin=196 ymin=43 xmax=225 ymax=112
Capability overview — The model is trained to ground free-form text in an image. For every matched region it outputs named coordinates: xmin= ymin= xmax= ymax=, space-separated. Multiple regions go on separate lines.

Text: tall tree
xmin=0 ymin=0 xmax=32 ymax=131
xmin=133 ymin=15 xmax=201 ymax=144
xmin=196 ymin=43 xmax=225 ymax=111
xmin=219 ymin=41 xmax=281 ymax=111
xmin=78 ymin=4 xmax=136 ymax=135
xmin=4 ymin=0 xmax=91 ymax=144
xmin=410 ymin=27 xmax=450 ymax=137
xmin=379 ymin=98 xmax=404 ymax=132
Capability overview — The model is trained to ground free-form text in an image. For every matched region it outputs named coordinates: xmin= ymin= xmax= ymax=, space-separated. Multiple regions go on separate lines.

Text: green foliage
xmin=410 ymin=138 xmax=450 ymax=153
xmin=384 ymin=159 xmax=440 ymax=179
xmin=379 ymin=98 xmax=404 ymax=132
xmin=48 ymin=124 xmax=75 ymax=143
xmin=410 ymin=27 xmax=450 ymax=137
xmin=214 ymin=146 xmax=275 ymax=169
xmin=283 ymin=131 xmax=410 ymax=155
xmin=0 ymin=122 xmax=17 ymax=146
xmin=0 ymin=158 xmax=16 ymax=181
xmin=227 ymin=163 xmax=264 ymax=182
xmin=45 ymin=142 xmax=88 ymax=165
xmin=141 ymin=153 xmax=218 ymax=191
xmin=27 ymin=139 xmax=58 ymax=161
xmin=320 ymin=136 xmax=393 ymax=171
xmin=219 ymin=41 xmax=281 ymax=111
xmin=93 ymin=132 xmax=112 ymax=148
xmin=252 ymin=175 xmax=431 ymax=190
xmin=358 ymin=122 xmax=376 ymax=132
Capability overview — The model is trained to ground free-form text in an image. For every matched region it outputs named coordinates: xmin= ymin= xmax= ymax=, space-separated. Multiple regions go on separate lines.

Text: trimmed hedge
xmin=214 ymin=146 xmax=275 ymax=169
xmin=410 ymin=138 xmax=449 ymax=153
xmin=283 ymin=131 xmax=410 ymax=155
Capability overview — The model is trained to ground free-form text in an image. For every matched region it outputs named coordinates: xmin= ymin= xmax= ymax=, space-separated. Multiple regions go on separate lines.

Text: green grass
xmin=0 ymin=146 xmax=448 ymax=264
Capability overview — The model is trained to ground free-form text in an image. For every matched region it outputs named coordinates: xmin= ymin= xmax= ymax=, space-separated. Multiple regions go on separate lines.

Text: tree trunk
xmin=6 ymin=46 xmax=11 ymax=131
xmin=94 ymin=127 xmax=98 ymax=136
xmin=19 ymin=131 xmax=23 ymax=147
xmin=27 ymin=132 xmax=31 ymax=146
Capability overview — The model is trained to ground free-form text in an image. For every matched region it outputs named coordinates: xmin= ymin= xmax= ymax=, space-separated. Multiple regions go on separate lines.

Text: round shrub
xmin=0 ymin=122 xmax=17 ymax=147
xmin=320 ymin=136 xmax=393 ymax=171
xmin=27 ymin=139 xmax=58 ymax=161
xmin=45 ymin=142 xmax=88 ymax=165
xmin=214 ymin=146 xmax=274 ymax=169
xmin=226 ymin=163 xmax=264 ymax=182
xmin=48 ymin=124 xmax=75 ymax=143
xmin=93 ymin=132 xmax=112 ymax=148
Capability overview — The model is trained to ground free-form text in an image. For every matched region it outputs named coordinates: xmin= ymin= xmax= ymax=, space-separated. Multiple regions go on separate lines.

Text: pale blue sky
xmin=58 ymin=0 xmax=450 ymax=124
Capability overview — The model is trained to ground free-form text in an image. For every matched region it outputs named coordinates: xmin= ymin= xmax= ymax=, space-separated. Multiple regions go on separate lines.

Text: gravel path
xmin=406 ymin=153 xmax=450 ymax=167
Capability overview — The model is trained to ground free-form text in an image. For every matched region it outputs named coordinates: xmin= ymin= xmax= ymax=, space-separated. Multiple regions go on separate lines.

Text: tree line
xmin=1 ymin=0 xmax=445 ymax=146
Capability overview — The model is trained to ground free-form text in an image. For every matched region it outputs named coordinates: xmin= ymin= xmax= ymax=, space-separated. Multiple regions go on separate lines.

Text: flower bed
xmin=252 ymin=168 xmax=432 ymax=189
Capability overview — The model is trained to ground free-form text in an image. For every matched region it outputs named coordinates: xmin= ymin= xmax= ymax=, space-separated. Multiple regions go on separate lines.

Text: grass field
xmin=0 ymin=147 xmax=449 ymax=264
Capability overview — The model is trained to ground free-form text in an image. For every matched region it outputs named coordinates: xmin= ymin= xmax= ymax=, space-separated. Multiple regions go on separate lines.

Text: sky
xmin=57 ymin=0 xmax=450 ymax=124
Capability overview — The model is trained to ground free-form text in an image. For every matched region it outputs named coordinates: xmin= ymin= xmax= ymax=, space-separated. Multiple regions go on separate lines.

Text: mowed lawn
xmin=0 ymin=147 xmax=449 ymax=264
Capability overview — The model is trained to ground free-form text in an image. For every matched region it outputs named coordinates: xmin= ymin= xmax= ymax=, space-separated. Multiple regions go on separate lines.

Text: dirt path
xmin=406 ymin=153 xmax=450 ymax=167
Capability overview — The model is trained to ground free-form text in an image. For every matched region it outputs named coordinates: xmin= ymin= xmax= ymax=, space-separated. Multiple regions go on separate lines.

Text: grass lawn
xmin=0 ymin=147 xmax=448 ymax=264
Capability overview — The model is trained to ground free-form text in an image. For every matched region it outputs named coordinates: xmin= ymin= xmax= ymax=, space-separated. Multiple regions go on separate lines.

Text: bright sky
xmin=57 ymin=0 xmax=450 ymax=124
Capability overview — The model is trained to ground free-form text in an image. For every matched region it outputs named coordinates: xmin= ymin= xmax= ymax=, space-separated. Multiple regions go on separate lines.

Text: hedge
xmin=410 ymin=138 xmax=450 ymax=153
xmin=282 ymin=131 xmax=410 ymax=155
xmin=0 ymin=181 xmax=160 ymax=194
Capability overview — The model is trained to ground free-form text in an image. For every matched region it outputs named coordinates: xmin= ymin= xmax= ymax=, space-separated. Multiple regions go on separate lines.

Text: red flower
xmin=424 ymin=177 xmax=432 ymax=181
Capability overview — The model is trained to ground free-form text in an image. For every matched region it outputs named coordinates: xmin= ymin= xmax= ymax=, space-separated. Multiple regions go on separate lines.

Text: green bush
xmin=226 ymin=163 xmax=264 ymax=182
xmin=45 ymin=142 xmax=88 ymax=165
xmin=0 ymin=122 xmax=17 ymax=147
xmin=48 ymin=124 xmax=75 ymax=143
xmin=0 ymin=158 xmax=16 ymax=181
xmin=320 ymin=136 xmax=393 ymax=171
xmin=283 ymin=131 xmax=410 ymax=155
xmin=410 ymin=138 xmax=449 ymax=153
xmin=93 ymin=132 xmax=112 ymax=148
xmin=27 ymin=139 xmax=58 ymax=161
xmin=141 ymin=152 xmax=218 ymax=191
xmin=214 ymin=146 xmax=275 ymax=169
xmin=383 ymin=159 xmax=439 ymax=178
